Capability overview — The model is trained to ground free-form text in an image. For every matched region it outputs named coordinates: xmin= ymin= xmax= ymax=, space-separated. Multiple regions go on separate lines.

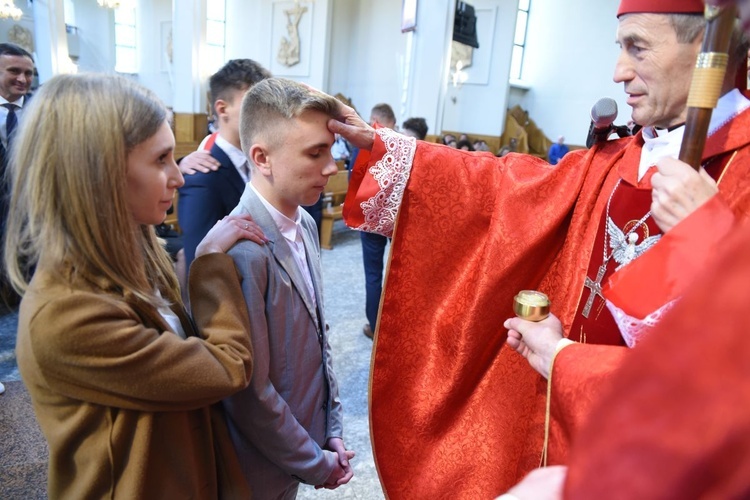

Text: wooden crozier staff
xmin=679 ymin=4 xmax=738 ymax=169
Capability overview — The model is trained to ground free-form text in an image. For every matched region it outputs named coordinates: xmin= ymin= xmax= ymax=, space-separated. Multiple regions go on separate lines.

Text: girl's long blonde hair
xmin=4 ymin=73 xmax=181 ymax=307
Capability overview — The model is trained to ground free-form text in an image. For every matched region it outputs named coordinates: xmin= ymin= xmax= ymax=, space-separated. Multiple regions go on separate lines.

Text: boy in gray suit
xmin=223 ymin=77 xmax=355 ymax=499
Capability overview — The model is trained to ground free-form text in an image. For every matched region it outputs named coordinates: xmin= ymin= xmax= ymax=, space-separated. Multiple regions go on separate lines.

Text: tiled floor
xmin=0 ymin=221 xmax=386 ymax=499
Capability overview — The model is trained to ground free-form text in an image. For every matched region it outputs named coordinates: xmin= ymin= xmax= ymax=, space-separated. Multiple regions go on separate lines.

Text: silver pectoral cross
xmin=581 ymin=263 xmax=607 ymax=318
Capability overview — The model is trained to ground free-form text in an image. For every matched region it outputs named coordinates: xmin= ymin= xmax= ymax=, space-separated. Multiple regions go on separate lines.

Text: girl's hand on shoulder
xmin=195 ymin=214 xmax=268 ymax=257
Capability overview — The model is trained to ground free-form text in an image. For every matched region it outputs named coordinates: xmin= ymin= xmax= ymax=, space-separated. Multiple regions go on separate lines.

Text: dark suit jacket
xmin=0 ymin=93 xmax=31 ymax=230
xmin=1 ymin=94 xmax=31 ymax=302
xmin=177 ymin=142 xmax=246 ymax=271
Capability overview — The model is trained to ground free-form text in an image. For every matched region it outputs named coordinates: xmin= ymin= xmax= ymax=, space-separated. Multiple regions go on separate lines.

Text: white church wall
xmin=226 ymin=0 xmax=332 ymax=90
xmin=56 ymin=0 xmax=172 ymax=105
xmin=440 ymin=0 xmax=518 ymax=137
xmin=225 ymin=0 xmax=265 ymax=65
xmin=517 ymin=0 xmax=627 ymax=146
xmin=327 ymin=0 xmax=518 ymax=137
xmin=328 ymin=0 xmax=407 ymax=124
xmin=326 ymin=0 xmax=358 ymax=103
xmin=70 ymin=0 xmax=115 ymax=74
xmin=136 ymin=0 xmax=172 ymax=107
xmin=397 ymin=0 xmax=453 ymax=136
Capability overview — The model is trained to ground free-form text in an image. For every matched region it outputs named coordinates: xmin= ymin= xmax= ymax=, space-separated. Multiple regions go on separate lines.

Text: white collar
xmin=638 ymin=89 xmax=750 ymax=179
xmin=249 ymin=182 xmax=301 ymax=243
xmin=0 ymin=94 xmax=26 ymax=108
xmin=214 ymin=134 xmax=248 ymax=170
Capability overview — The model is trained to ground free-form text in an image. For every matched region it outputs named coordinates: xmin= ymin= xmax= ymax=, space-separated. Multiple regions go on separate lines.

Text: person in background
xmin=6 ymin=72 xmax=265 ymax=499
xmin=222 ymin=77 xmax=354 ymax=498
xmin=548 ymin=135 xmax=569 ymax=165
xmin=0 ymin=42 xmax=34 ymax=315
xmin=331 ymin=133 xmax=351 ymax=166
xmin=497 ymin=137 xmax=518 ymax=156
xmin=178 ymin=59 xmax=271 ymax=278
xmin=353 ymin=103 xmax=397 ymax=340
xmin=402 ymin=117 xmax=428 ymax=140
xmin=473 ymin=139 xmax=491 ymax=152
xmin=441 ymin=133 xmax=456 ymax=146
xmin=0 ymin=42 xmax=33 ymax=168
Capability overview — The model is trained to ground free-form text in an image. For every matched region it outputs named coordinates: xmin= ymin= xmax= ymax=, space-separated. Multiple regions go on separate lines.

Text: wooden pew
xmin=320 ymin=170 xmax=349 ymax=250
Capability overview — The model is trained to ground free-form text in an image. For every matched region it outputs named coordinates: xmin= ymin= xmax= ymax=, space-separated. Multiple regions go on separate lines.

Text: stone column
xmin=171 ymin=0 xmax=208 ymax=142
xmin=32 ymin=0 xmax=69 ymax=81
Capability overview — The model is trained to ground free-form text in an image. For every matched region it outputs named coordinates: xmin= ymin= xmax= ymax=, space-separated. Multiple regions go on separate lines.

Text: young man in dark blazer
xmin=178 ymin=59 xmax=271 ymax=273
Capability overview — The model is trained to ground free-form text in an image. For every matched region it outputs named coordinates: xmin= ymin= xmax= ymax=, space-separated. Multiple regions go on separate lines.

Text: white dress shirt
xmin=215 ymin=134 xmax=251 ymax=183
xmin=249 ymin=183 xmax=317 ymax=309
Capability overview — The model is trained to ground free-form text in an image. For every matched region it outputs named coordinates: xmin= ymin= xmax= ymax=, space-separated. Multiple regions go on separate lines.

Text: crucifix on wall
xmin=277 ymin=0 xmax=308 ymax=68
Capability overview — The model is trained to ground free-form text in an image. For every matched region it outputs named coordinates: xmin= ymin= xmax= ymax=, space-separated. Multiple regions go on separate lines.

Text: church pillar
xmin=398 ymin=0 xmax=454 ymax=135
xmin=32 ymin=0 xmax=69 ymax=82
xmin=171 ymin=0 xmax=208 ymax=142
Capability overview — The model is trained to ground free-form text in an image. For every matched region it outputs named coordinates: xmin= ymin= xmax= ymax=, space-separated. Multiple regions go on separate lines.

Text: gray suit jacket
xmin=223 ymin=186 xmax=343 ymax=498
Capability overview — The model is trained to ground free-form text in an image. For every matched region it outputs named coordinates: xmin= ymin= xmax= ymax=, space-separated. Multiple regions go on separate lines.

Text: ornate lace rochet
xmin=606 ymin=298 xmax=679 ymax=347
xmin=357 ymin=128 xmax=417 ymax=237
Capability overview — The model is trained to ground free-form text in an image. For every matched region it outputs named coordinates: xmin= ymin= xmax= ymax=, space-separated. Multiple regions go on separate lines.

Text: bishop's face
xmin=613 ymin=13 xmax=702 ymax=128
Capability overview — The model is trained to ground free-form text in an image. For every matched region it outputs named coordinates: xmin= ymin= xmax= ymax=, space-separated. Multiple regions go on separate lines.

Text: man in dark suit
xmin=360 ymin=103 xmax=396 ymax=340
xmin=178 ymin=59 xmax=271 ymax=273
xmin=0 ymin=43 xmax=34 ymax=310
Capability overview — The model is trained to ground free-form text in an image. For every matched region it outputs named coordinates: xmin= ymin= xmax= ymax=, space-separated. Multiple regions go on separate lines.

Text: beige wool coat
xmin=16 ymin=253 xmax=254 ymax=499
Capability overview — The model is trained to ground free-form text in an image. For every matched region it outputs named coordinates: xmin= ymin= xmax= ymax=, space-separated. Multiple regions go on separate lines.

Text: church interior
xmin=0 ymin=0 xmax=627 ymax=152
xmin=0 ymin=0 xmax=656 ymax=498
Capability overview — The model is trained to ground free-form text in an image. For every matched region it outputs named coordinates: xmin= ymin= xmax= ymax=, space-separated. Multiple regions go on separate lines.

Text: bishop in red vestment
xmin=504 ymin=224 xmax=750 ymax=499
xmin=329 ymin=1 xmax=750 ymax=498
xmin=562 ymin=223 xmax=750 ymax=498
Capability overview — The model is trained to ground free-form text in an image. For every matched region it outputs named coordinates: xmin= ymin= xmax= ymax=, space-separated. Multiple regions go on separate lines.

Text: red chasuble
xmin=548 ymin=109 xmax=750 ymax=465
xmin=564 ymin=225 xmax=750 ymax=499
xmin=343 ymin=107 xmax=750 ymax=498
xmin=345 ymin=131 xmax=625 ymax=498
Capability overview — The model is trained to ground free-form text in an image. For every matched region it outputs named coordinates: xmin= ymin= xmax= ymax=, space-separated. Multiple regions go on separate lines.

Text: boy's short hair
xmin=370 ymin=103 xmax=396 ymax=128
xmin=209 ymin=59 xmax=271 ymax=106
xmin=402 ymin=117 xmax=428 ymax=140
xmin=239 ymin=77 xmax=340 ymax=152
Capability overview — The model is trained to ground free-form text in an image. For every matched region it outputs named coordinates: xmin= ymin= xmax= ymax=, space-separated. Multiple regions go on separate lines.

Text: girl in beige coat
xmin=5 ymin=73 xmax=264 ymax=498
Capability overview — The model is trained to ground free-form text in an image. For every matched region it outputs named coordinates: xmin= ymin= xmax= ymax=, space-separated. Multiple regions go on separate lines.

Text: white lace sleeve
xmin=606 ymin=298 xmax=679 ymax=348
xmin=356 ymin=128 xmax=417 ymax=237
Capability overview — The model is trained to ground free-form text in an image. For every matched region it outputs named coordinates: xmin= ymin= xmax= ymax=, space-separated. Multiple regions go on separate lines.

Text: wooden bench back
xmin=324 ymin=170 xmax=349 ymax=207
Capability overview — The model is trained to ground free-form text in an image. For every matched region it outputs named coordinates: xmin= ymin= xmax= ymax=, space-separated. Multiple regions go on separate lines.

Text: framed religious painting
xmin=401 ymin=0 xmax=417 ymax=33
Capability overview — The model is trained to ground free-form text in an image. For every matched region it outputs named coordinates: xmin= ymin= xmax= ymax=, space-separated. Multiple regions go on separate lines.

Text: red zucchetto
xmin=617 ymin=0 xmax=705 ymax=17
